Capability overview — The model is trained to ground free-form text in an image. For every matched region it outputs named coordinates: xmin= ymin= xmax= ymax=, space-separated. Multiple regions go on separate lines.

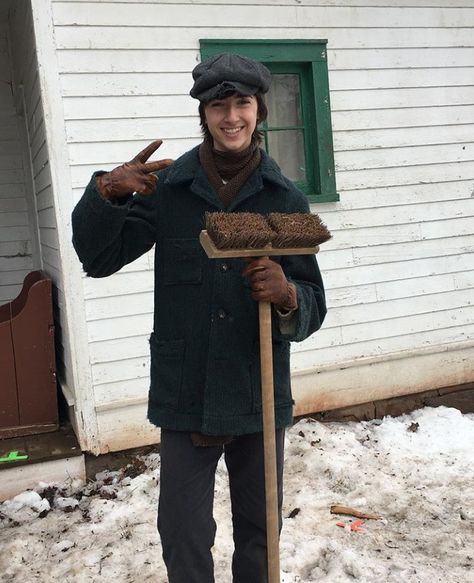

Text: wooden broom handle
xmin=259 ymin=299 xmax=280 ymax=583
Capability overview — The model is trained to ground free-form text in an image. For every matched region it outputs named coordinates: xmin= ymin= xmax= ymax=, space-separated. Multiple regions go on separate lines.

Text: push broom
xmin=200 ymin=211 xmax=331 ymax=583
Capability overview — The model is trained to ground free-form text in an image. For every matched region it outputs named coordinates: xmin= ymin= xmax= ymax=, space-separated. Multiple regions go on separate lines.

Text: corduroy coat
xmin=72 ymin=146 xmax=326 ymax=435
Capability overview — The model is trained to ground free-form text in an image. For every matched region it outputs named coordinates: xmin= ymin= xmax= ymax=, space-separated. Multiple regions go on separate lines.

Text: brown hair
xmin=198 ymin=93 xmax=268 ymax=143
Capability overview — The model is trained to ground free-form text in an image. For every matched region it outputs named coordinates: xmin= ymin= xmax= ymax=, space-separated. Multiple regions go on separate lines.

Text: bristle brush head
xmin=267 ymin=213 xmax=332 ymax=248
xmin=205 ymin=212 xmax=275 ymax=249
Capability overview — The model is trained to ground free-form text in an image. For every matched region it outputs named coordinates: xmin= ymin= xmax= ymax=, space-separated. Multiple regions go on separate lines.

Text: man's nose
xmin=224 ymin=105 xmax=239 ymax=122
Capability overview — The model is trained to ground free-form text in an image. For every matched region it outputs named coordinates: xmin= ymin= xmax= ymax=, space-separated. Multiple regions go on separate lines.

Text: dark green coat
xmin=72 ymin=146 xmax=326 ymax=435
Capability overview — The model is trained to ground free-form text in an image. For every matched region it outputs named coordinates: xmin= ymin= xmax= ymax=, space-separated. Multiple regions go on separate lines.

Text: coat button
xmin=220 ymin=263 xmax=229 ymax=272
xmin=217 ymin=308 xmax=226 ymax=319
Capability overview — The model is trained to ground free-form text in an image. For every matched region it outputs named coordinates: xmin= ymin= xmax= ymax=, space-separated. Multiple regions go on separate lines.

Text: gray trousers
xmin=158 ymin=429 xmax=285 ymax=583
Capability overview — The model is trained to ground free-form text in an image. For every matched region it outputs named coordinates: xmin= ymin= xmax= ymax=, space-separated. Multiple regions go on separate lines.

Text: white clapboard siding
xmin=50 ymin=0 xmax=474 ymax=9
xmin=93 ymin=376 xmax=150 ymax=409
xmin=329 ymin=68 xmax=473 ymax=91
xmin=89 ymin=335 xmax=150 ymax=364
xmin=292 ymin=323 xmax=474 ymax=371
xmin=53 ymin=25 xmax=474 ymax=51
xmin=86 ymin=292 xmax=154 ymax=321
xmin=51 ymin=3 xmax=474 ymax=28
xmin=334 ymin=126 xmax=474 ymax=154
xmin=0 ymin=22 xmax=33 ymax=301
xmin=7 ymin=1 xmax=70 ymax=390
xmin=95 ymin=405 xmax=160 ymax=453
xmin=87 ymin=313 xmax=153 ymax=343
xmin=46 ymin=0 xmax=474 ymax=452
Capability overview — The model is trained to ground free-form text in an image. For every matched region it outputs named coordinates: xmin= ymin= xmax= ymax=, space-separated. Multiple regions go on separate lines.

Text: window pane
xmin=267 ymin=129 xmax=305 ymax=182
xmin=266 ymin=75 xmax=302 ymax=127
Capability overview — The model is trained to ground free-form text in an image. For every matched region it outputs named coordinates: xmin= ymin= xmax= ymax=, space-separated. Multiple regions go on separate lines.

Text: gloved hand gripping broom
xmin=200 ymin=212 xmax=331 ymax=583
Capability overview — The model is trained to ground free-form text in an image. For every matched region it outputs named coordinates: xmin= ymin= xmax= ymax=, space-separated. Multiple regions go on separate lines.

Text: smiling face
xmin=203 ymin=94 xmax=259 ymax=153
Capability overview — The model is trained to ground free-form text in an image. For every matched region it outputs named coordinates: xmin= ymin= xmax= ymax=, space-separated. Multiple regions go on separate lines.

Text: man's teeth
xmin=223 ymin=128 xmax=242 ymax=134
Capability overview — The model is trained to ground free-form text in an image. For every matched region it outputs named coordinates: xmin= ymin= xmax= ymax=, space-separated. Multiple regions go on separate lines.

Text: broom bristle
xmin=205 ymin=212 xmax=275 ymax=249
xmin=267 ymin=213 xmax=332 ymax=248
xmin=205 ymin=211 xmax=331 ymax=250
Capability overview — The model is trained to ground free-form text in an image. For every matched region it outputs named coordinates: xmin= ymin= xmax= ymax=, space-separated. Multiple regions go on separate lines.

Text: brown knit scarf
xmin=199 ymin=137 xmax=261 ymax=208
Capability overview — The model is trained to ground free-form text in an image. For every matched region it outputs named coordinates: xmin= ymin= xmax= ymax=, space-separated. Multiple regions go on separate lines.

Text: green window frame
xmin=200 ymin=39 xmax=338 ymax=203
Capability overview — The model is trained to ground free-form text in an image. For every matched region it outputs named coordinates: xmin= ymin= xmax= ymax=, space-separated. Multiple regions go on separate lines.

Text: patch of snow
xmin=0 ymin=407 xmax=473 ymax=582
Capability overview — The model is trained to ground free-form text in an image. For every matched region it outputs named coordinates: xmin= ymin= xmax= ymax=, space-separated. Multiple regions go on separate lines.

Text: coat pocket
xmin=149 ymin=335 xmax=185 ymax=410
xmin=163 ymin=238 xmax=202 ymax=285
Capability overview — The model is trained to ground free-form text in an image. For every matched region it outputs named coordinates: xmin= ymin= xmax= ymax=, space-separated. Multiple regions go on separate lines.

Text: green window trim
xmin=200 ymin=39 xmax=339 ymax=203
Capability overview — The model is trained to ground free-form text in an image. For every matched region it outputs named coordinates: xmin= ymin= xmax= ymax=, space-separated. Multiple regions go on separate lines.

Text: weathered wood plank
xmin=53 ymin=25 xmax=474 ymax=51
xmin=33 ymin=164 xmax=52 ymax=195
xmin=87 ymin=313 xmax=153 ymax=342
xmin=321 ymin=252 xmax=474 ymax=288
xmin=93 ymin=376 xmax=149 ymax=407
xmin=63 ymin=94 xmax=195 ymax=120
xmin=60 ymin=71 xmax=195 ymax=97
xmin=334 ymin=125 xmax=474 ymax=152
xmin=57 ymin=48 xmax=196 ymax=73
xmin=36 ymin=186 xmax=55 ymax=212
xmin=41 ymin=244 xmax=62 ymax=273
xmin=327 ymin=287 xmax=474 ymax=328
xmin=351 ymin=233 xmax=474 ymax=266
xmin=332 ymin=87 xmax=474 ymax=113
xmin=329 ymin=68 xmax=474 ymax=91
xmin=323 ymin=198 xmax=472 ymax=230
xmin=336 ymin=142 xmax=474 ymax=172
xmin=0 ymin=211 xmax=29 ymax=228
xmin=292 ymin=323 xmax=474 ymax=370
xmin=454 ymin=270 xmax=474 ymax=290
xmin=333 ymin=105 xmax=474 ymax=132
xmin=38 ymin=207 xmax=57 ymax=229
xmin=0 ymin=255 xmax=33 ymax=272
xmin=0 ymin=240 xmax=31 ymax=256
xmin=68 ymin=138 xmax=198 ymax=169
xmin=337 ymin=160 xmax=474 ymax=191
xmin=340 ymin=304 xmax=474 ymax=344
xmin=376 ymin=272 xmax=461 ymax=301
xmin=52 ymin=3 xmax=474 ymax=28
xmin=57 ymin=46 xmax=474 ymax=73
xmin=0 ymin=170 xmax=27 ymax=185
xmin=92 ymin=356 xmax=150 ymax=385
xmin=328 ymin=48 xmax=474 ymax=70
xmin=83 ymin=269 xmax=154 ymax=299
xmin=0 ymin=226 xmax=30 ymax=243
xmin=49 ymin=0 xmax=474 ymax=8
xmin=316 ymin=181 xmax=472 ymax=212
xmin=86 ymin=291 xmax=154 ymax=321
xmin=89 ymin=334 xmax=149 ymax=364
xmin=39 ymin=228 xmax=60 ymax=250
xmin=0 ymin=198 xmax=27 ymax=212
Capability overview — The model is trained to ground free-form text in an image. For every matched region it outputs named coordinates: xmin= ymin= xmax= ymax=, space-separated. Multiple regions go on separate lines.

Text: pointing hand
xmin=96 ymin=140 xmax=173 ymax=200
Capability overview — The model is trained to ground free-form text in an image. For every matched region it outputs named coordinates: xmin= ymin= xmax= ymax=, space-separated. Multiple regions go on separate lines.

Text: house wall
xmin=7 ymin=0 xmax=78 ymax=418
xmin=48 ymin=0 xmax=473 ymax=452
xmin=0 ymin=11 xmax=37 ymax=304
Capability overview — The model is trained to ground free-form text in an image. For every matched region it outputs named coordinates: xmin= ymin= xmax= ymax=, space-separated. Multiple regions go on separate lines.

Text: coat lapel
xmin=164 ymin=145 xmax=289 ymax=211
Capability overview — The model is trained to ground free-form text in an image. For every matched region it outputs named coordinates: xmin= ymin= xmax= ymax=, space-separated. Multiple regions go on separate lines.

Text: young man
xmin=72 ymin=53 xmax=326 ymax=583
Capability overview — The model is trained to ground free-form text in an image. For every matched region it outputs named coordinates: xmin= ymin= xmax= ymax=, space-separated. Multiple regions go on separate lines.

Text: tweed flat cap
xmin=190 ymin=53 xmax=271 ymax=102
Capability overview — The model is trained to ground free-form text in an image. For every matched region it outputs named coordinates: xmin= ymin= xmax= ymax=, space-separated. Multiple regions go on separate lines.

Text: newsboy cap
xmin=190 ymin=53 xmax=271 ymax=102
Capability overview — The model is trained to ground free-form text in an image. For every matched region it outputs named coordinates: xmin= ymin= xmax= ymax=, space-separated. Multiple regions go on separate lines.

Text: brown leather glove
xmin=242 ymin=257 xmax=297 ymax=311
xmin=96 ymin=140 xmax=173 ymax=200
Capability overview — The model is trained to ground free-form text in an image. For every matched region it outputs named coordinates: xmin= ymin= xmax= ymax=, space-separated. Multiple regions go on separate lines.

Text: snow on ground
xmin=1 ymin=406 xmax=473 ymax=582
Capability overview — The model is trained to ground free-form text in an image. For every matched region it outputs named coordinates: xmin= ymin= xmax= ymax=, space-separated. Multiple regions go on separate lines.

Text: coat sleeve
xmin=274 ymin=186 xmax=327 ymax=343
xmin=71 ymin=172 xmax=158 ymax=278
